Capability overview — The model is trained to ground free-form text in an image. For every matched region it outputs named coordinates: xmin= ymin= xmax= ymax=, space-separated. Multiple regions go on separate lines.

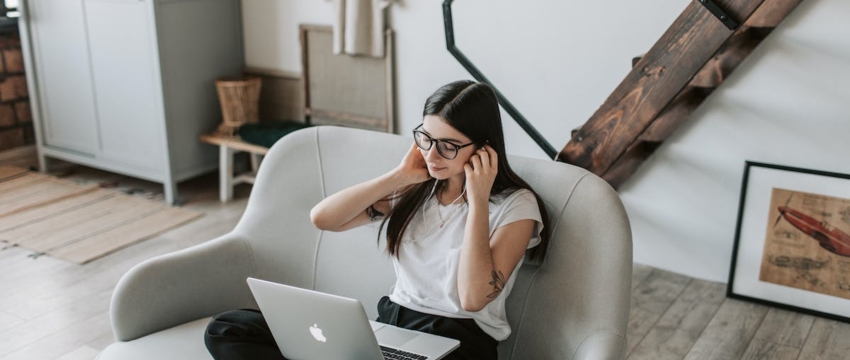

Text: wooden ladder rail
xmin=557 ymin=0 xmax=804 ymax=189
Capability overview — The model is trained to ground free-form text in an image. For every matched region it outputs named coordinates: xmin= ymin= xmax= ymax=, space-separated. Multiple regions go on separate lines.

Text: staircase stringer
xmin=557 ymin=0 xmax=804 ymax=190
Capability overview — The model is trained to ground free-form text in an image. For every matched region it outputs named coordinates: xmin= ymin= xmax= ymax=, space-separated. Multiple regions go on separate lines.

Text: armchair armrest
xmin=572 ymin=332 xmax=627 ymax=360
xmin=110 ymin=233 xmax=257 ymax=341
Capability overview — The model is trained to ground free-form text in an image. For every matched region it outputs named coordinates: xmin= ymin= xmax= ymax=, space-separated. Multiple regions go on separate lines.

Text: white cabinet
xmin=85 ymin=0 xmax=164 ymax=171
xmin=28 ymin=0 xmax=99 ymax=155
xmin=21 ymin=0 xmax=244 ymax=204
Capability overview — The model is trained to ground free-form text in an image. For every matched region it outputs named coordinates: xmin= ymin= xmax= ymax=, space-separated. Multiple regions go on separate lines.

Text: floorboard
xmin=739 ymin=308 xmax=814 ymax=360
xmin=626 ymin=268 xmax=693 ymax=356
xmin=682 ymin=299 xmax=770 ymax=360
xmin=796 ymin=318 xmax=850 ymax=360
xmin=629 ymin=280 xmax=726 ymax=360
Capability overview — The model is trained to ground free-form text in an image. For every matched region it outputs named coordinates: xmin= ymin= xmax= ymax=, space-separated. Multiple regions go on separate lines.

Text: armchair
xmin=98 ymin=126 xmax=632 ymax=359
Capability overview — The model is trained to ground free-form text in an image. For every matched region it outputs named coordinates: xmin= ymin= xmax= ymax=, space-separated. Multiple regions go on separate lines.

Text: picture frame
xmin=728 ymin=161 xmax=850 ymax=323
xmin=299 ymin=24 xmax=395 ymax=134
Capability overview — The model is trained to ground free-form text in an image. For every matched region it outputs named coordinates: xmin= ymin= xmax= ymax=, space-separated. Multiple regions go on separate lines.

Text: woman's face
xmin=419 ymin=115 xmax=476 ymax=181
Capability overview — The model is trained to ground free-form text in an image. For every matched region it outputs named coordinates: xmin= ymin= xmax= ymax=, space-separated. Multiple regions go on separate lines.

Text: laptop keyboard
xmin=380 ymin=345 xmax=427 ymax=360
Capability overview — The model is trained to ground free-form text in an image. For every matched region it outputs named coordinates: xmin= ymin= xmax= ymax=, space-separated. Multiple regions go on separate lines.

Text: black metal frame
xmin=442 ymin=0 xmax=557 ymax=159
xmin=697 ymin=0 xmax=740 ymax=30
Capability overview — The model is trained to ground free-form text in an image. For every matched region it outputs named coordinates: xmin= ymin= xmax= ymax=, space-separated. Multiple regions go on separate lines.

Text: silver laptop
xmin=247 ymin=277 xmax=460 ymax=360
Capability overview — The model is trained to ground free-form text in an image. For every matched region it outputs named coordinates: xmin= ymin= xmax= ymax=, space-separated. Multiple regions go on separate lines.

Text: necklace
xmin=420 ymin=179 xmax=467 ymax=238
xmin=436 ymin=188 xmax=466 ymax=227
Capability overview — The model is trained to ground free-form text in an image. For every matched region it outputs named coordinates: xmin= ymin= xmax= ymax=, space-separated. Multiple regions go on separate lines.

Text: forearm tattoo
xmin=366 ymin=204 xmax=384 ymax=221
xmin=487 ymin=270 xmax=507 ymax=299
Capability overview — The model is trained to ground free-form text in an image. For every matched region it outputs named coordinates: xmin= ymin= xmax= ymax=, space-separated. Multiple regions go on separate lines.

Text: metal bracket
xmin=697 ymin=0 xmax=740 ymax=30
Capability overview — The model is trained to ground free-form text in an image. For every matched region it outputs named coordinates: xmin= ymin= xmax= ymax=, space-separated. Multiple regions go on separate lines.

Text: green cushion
xmin=238 ymin=121 xmax=311 ymax=148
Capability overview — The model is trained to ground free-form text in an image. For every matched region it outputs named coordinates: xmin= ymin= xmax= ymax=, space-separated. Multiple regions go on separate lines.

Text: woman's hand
xmin=393 ymin=142 xmax=431 ymax=187
xmin=464 ymin=145 xmax=498 ymax=204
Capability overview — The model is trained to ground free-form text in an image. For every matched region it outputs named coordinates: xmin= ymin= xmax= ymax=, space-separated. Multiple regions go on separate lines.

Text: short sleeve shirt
xmin=388 ymin=188 xmax=543 ymax=341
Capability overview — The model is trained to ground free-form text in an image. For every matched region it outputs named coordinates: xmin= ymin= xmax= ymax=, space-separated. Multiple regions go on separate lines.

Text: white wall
xmin=242 ymin=0 xmax=850 ymax=282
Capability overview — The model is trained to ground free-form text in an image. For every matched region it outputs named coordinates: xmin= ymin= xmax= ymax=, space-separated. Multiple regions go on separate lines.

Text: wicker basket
xmin=214 ymin=76 xmax=262 ymax=136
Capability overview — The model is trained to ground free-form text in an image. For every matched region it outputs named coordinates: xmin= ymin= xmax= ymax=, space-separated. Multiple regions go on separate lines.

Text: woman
xmin=205 ymin=80 xmax=550 ymax=360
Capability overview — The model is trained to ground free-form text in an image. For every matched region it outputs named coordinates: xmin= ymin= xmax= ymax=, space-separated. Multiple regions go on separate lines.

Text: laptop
xmin=247 ymin=277 xmax=460 ymax=360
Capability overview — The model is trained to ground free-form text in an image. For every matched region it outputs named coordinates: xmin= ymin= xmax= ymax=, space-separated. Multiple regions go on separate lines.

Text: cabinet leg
xmin=163 ymin=180 xmax=179 ymax=206
xmin=220 ymin=145 xmax=234 ymax=203
xmin=37 ymin=151 xmax=49 ymax=173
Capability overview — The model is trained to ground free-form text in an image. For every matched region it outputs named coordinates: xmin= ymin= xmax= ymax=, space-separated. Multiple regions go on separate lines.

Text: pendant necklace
xmin=421 ymin=179 xmax=467 ymax=238
xmin=435 ymin=187 xmax=466 ymax=228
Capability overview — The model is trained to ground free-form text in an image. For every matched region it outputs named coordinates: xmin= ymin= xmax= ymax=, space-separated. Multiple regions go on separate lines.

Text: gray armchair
xmin=98 ymin=126 xmax=632 ymax=359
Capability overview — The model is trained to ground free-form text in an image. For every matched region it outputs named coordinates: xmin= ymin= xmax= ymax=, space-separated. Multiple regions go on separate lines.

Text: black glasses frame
xmin=412 ymin=124 xmax=475 ymax=160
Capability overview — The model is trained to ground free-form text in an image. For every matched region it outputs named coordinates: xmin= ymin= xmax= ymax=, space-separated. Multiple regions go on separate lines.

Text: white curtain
xmin=332 ymin=0 xmax=392 ymax=58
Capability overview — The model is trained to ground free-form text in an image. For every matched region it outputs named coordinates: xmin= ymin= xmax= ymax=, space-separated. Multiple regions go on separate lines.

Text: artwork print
xmin=759 ymin=188 xmax=850 ymax=300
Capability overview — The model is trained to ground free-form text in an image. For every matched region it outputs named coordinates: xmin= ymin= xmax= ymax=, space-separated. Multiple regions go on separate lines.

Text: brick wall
xmin=0 ymin=29 xmax=33 ymax=152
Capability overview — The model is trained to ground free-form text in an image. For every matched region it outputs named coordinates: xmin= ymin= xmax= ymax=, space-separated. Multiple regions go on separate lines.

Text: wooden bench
xmin=199 ymin=134 xmax=269 ymax=203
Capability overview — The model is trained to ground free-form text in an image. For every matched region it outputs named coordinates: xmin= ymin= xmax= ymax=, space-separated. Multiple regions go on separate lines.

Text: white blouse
xmin=387 ymin=188 xmax=543 ymax=341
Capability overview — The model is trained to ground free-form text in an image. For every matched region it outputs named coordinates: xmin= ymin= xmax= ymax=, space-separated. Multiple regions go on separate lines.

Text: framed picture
xmin=299 ymin=24 xmax=395 ymax=134
xmin=728 ymin=161 xmax=850 ymax=322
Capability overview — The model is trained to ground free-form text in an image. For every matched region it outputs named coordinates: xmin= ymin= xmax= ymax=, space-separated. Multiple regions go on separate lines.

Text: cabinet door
xmin=84 ymin=0 xmax=163 ymax=171
xmin=28 ymin=0 xmax=99 ymax=154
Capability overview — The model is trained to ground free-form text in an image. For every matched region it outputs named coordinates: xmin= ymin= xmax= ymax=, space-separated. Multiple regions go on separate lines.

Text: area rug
xmin=0 ymin=165 xmax=202 ymax=264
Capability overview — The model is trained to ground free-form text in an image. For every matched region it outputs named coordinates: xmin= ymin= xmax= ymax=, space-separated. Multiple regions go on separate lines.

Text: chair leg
xmin=220 ymin=145 xmax=234 ymax=203
xmin=250 ymin=153 xmax=261 ymax=173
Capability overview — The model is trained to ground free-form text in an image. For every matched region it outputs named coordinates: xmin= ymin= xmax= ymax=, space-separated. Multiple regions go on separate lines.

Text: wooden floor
xmin=2 ymin=146 xmax=850 ymax=360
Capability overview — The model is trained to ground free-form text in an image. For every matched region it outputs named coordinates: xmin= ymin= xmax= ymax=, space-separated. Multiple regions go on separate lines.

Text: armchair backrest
xmin=233 ymin=126 xmax=632 ymax=359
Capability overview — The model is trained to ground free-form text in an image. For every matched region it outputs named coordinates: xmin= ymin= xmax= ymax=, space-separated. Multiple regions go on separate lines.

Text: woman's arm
xmin=458 ymin=215 xmax=534 ymax=312
xmin=457 ymin=146 xmax=535 ymax=312
xmin=310 ymin=143 xmax=430 ymax=232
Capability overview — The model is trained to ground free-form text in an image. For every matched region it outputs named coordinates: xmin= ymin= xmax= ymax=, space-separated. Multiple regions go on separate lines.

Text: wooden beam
xmin=557 ymin=0 xmax=768 ymax=176
xmin=601 ymin=0 xmax=804 ymax=189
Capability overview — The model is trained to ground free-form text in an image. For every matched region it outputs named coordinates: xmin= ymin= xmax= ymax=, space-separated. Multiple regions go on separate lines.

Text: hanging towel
xmin=332 ymin=0 xmax=392 ymax=58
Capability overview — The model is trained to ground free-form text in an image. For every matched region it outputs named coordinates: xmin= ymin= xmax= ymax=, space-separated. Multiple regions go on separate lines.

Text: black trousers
xmin=204 ymin=296 xmax=498 ymax=360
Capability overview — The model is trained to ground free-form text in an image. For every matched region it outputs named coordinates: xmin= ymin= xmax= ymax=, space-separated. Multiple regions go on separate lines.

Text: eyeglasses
xmin=412 ymin=124 xmax=476 ymax=160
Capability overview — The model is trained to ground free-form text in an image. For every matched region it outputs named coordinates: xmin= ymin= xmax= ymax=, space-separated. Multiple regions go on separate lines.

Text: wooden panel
xmin=0 ymin=288 xmax=113 ymax=359
xmin=199 ymin=134 xmax=270 ymax=155
xmin=0 ymin=165 xmax=30 ymax=180
xmin=629 ymin=280 xmax=727 ymax=360
xmin=683 ymin=299 xmax=769 ymax=360
xmin=797 ymin=318 xmax=850 ymax=360
xmin=555 ymin=0 xmax=814 ymax=189
xmin=559 ymin=0 xmax=767 ymax=173
xmin=600 ymin=0 xmax=804 ymax=189
xmin=626 ymin=268 xmax=693 ymax=355
xmin=308 ymin=109 xmax=388 ymax=133
xmin=300 ymin=24 xmax=394 ymax=133
xmin=739 ymin=308 xmax=814 ymax=360
xmin=0 ymin=147 xmax=37 ymax=167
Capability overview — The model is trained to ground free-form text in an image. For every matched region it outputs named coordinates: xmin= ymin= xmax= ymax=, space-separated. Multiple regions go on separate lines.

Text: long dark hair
xmin=379 ymin=80 xmax=551 ymax=263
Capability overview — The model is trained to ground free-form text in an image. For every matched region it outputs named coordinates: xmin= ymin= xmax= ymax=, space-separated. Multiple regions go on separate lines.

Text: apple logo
xmin=309 ymin=323 xmax=327 ymax=343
